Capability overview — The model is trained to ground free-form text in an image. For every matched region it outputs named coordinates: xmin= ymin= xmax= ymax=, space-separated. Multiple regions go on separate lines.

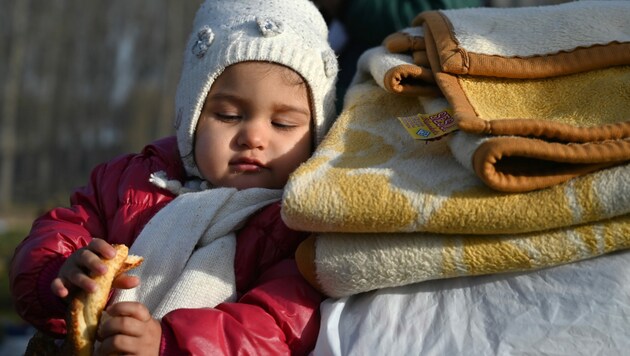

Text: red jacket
xmin=9 ymin=136 xmax=323 ymax=355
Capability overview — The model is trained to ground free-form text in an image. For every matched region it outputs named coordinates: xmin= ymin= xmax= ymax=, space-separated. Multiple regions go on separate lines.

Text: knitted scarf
xmin=111 ymin=172 xmax=282 ymax=319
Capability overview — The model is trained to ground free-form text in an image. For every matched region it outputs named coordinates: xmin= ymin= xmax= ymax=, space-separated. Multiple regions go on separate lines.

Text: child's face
xmin=194 ymin=61 xmax=313 ymax=190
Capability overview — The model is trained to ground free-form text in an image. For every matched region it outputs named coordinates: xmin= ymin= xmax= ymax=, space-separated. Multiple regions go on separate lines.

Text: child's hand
xmin=96 ymin=302 xmax=162 ymax=356
xmin=51 ymin=238 xmax=139 ymax=299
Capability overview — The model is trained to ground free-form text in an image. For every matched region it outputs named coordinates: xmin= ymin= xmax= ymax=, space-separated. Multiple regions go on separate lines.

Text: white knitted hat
xmin=174 ymin=0 xmax=338 ymax=178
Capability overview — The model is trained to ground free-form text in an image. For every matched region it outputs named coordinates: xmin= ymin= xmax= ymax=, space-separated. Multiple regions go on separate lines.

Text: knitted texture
xmin=174 ymin=0 xmax=338 ymax=177
xmin=111 ymin=181 xmax=282 ymax=319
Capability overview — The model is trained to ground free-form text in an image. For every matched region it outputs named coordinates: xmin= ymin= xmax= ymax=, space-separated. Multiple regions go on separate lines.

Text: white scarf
xmin=112 ymin=172 xmax=282 ymax=319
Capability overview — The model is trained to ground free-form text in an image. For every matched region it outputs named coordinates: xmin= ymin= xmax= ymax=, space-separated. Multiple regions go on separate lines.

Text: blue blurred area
xmin=0 ymin=321 xmax=35 ymax=356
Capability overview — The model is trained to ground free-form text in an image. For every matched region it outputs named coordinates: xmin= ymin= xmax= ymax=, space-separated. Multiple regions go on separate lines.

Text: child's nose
xmin=236 ymin=120 xmax=267 ymax=149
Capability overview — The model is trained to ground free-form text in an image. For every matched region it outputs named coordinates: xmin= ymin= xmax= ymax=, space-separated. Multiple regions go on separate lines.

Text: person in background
xmin=9 ymin=0 xmax=338 ymax=354
xmin=312 ymin=0 xmax=482 ymax=110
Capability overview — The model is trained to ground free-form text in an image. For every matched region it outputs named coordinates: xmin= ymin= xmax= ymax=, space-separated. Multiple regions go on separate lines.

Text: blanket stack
xmin=281 ymin=1 xmax=630 ymax=298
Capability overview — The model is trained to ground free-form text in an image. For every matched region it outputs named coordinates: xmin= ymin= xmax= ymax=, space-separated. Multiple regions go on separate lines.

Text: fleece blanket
xmin=296 ymin=213 xmax=630 ymax=297
xmin=282 ymin=82 xmax=630 ymax=235
xmin=282 ymin=79 xmax=630 ymax=297
xmin=386 ymin=1 xmax=630 ymax=192
xmin=282 ymin=1 xmax=630 ymax=298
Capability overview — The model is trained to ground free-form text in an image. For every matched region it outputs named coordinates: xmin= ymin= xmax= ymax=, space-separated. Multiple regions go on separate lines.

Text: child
xmin=9 ymin=0 xmax=337 ymax=354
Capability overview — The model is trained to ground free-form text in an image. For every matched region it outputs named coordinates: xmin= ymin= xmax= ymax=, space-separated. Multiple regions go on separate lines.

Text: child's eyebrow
xmin=206 ymin=92 xmax=243 ymax=104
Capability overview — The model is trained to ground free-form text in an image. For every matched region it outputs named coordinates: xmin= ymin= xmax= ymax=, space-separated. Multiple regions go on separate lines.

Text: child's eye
xmin=272 ymin=121 xmax=296 ymax=130
xmin=215 ymin=113 xmax=241 ymax=122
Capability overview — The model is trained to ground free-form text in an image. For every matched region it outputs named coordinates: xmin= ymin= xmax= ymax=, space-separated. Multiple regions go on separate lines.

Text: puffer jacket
xmin=9 ymin=136 xmax=322 ymax=355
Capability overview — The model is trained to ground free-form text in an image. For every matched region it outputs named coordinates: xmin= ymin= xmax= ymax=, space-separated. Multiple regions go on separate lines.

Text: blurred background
xmin=0 ymin=0 xmax=568 ymax=353
xmin=0 ymin=0 xmax=202 ymax=353
xmin=0 ymin=0 xmax=202 ymax=213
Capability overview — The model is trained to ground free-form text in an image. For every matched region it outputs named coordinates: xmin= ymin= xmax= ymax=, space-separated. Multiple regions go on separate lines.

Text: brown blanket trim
xmin=412 ymin=50 xmax=430 ymax=67
xmin=415 ymin=11 xmax=630 ymax=79
xmin=383 ymin=31 xmax=426 ymax=53
xmin=483 ymin=120 xmax=630 ymax=142
xmin=423 ymin=22 xmax=486 ymax=133
xmin=423 ymin=21 xmax=630 ymax=138
xmin=415 ymin=11 xmax=467 ymax=75
xmin=473 ymin=137 xmax=630 ymax=192
xmin=295 ymin=235 xmax=326 ymax=295
xmin=381 ymin=30 xmax=434 ymax=70
xmin=467 ymin=43 xmax=630 ymax=79
xmin=383 ymin=64 xmax=439 ymax=96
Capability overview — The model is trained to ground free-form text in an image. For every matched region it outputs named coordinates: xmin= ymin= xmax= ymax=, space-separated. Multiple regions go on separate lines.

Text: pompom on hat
xmin=174 ymin=0 xmax=338 ymax=178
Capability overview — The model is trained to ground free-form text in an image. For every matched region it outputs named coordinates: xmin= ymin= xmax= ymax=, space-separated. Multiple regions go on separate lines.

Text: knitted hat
xmin=174 ymin=0 xmax=338 ymax=178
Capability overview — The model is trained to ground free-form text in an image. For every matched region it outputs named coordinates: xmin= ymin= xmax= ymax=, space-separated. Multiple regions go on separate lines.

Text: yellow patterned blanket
xmin=296 ymin=216 xmax=630 ymax=298
xmin=281 ymin=1 xmax=630 ymax=298
xmin=282 ymin=83 xmax=630 ymax=235
xmin=283 ymin=81 xmax=630 ymax=297
xmin=393 ymin=1 xmax=630 ymax=193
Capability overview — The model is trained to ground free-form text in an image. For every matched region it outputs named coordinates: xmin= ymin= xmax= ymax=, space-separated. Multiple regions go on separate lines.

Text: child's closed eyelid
xmin=272 ymin=121 xmax=294 ymax=129
xmin=271 ymin=117 xmax=311 ymax=131
xmin=273 ymin=112 xmax=310 ymax=125
xmin=214 ymin=113 xmax=242 ymax=122
xmin=205 ymin=101 xmax=242 ymax=119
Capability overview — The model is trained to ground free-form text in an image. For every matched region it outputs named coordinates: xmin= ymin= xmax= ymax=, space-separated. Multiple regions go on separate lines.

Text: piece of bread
xmin=68 ymin=244 xmax=143 ymax=356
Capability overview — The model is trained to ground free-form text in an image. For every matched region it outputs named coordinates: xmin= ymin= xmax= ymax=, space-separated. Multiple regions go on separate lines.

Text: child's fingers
xmin=80 ymin=239 xmax=119 ymax=278
xmin=96 ymin=334 xmax=139 ymax=355
xmin=87 ymin=238 xmax=117 ymax=260
xmin=74 ymin=248 xmax=109 ymax=276
xmin=54 ymin=240 xmax=120 ymax=297
xmin=67 ymin=266 xmax=99 ymax=292
xmin=97 ymin=304 xmax=161 ymax=356
xmin=112 ymin=274 xmax=140 ymax=290
xmin=99 ymin=314 xmax=146 ymax=339
xmin=105 ymin=301 xmax=151 ymax=321
xmin=98 ymin=303 xmax=151 ymax=339
xmin=50 ymin=277 xmax=70 ymax=298
xmin=55 ymin=256 xmax=99 ymax=293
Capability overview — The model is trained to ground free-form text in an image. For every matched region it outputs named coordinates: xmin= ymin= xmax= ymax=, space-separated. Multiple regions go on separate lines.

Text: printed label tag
xmin=397 ymin=109 xmax=458 ymax=140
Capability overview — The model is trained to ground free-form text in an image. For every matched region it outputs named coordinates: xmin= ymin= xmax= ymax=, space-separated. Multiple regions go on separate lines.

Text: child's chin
xmin=226 ymin=179 xmax=274 ymax=191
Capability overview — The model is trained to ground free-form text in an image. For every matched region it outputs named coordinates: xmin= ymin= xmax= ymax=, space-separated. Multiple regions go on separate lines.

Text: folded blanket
xmin=296 ymin=213 xmax=630 ymax=297
xmin=353 ymin=28 xmax=439 ymax=98
xmin=388 ymin=1 xmax=630 ymax=192
xmin=282 ymin=82 xmax=630 ymax=235
xmin=282 ymin=1 xmax=630 ymax=298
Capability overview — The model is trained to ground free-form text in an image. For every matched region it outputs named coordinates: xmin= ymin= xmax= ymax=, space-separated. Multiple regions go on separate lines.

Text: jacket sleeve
xmin=9 ymin=153 xmax=135 ymax=336
xmin=159 ymin=259 xmax=323 ymax=356
xmin=10 ymin=137 xmax=182 ymax=337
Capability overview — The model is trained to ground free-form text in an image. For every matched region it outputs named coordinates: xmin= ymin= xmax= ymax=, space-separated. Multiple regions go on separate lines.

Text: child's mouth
xmin=230 ymin=158 xmax=266 ymax=173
